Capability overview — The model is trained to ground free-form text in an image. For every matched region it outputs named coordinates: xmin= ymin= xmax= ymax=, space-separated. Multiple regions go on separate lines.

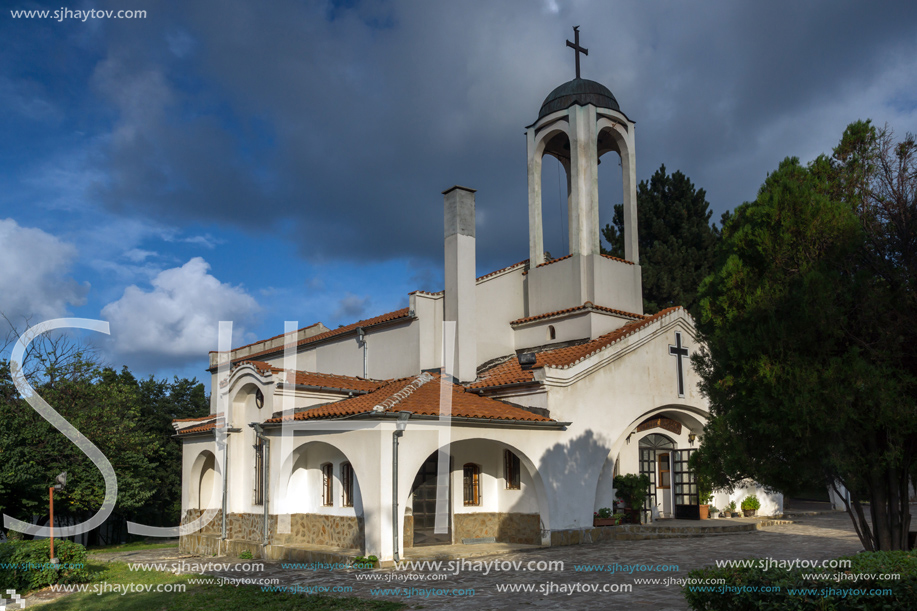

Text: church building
xmin=174 ymin=30 xmax=781 ymax=563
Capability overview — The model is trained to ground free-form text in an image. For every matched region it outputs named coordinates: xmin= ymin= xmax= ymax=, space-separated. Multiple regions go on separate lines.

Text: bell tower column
xmin=568 ymin=103 xmax=599 ymax=256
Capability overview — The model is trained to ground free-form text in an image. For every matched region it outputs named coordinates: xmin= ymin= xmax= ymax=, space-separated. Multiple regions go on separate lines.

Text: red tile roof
xmin=176 ymin=421 xmax=219 ymax=435
xmin=286 ymin=370 xmax=386 ymax=393
xmin=210 ymin=308 xmax=412 ymax=369
xmin=476 ymin=259 xmax=528 ymax=282
xmin=510 ymin=302 xmax=644 ymax=326
xmin=172 ymin=414 xmax=217 ymax=424
xmin=469 ymin=306 xmax=684 ymax=389
xmin=264 ymin=372 xmax=553 ymax=423
xmin=600 ymin=253 xmax=635 ymax=265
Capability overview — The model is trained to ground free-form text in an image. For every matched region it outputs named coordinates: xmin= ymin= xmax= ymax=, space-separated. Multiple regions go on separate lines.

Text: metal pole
xmin=49 ymin=487 xmax=55 ymax=563
xmin=392 ymin=430 xmax=401 ymax=562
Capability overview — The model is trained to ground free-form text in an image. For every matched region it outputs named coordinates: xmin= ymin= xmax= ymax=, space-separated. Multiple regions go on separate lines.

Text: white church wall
xmin=284 ymin=442 xmax=363 ymax=517
xmin=446 ymin=439 xmax=540 ymax=515
xmin=520 ymin=312 xmax=708 ymax=530
xmin=591 ymin=255 xmax=643 ymax=315
xmin=412 ymin=292 xmax=443 ymax=372
xmin=713 ymin=483 xmax=784 ymax=517
xmin=366 ymin=321 xmax=421 ymax=380
xmin=526 ymin=257 xmax=582 ymax=315
xmin=475 ymin=268 xmax=526 ymax=365
xmin=182 ymin=438 xmax=219 ymax=512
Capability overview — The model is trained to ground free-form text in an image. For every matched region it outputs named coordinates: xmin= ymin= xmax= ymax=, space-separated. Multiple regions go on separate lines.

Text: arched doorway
xmin=639 ymin=434 xmax=675 ymax=518
xmin=410 ymin=451 xmax=451 ymax=546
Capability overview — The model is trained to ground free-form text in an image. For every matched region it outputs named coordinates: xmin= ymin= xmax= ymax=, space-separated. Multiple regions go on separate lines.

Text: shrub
xmin=613 ymin=474 xmax=651 ymax=510
xmin=238 ymin=550 xmax=253 ymax=559
xmin=741 ymin=495 xmax=761 ymax=511
xmin=351 ymin=554 xmax=378 ymax=569
xmin=0 ymin=539 xmax=92 ymax=592
xmin=683 ymin=550 xmax=917 ymax=610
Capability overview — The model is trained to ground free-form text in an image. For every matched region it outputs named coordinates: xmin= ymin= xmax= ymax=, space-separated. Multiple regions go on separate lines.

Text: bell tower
xmin=523 ymin=27 xmax=643 ymax=318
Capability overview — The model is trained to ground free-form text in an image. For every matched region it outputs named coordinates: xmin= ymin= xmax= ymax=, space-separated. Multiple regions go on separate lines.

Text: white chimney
xmin=443 ymin=186 xmax=477 ymax=383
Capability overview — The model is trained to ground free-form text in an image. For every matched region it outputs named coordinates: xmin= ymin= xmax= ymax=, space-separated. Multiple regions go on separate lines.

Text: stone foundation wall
xmin=179 ymin=510 xmax=364 ymax=554
xmin=403 ymin=515 xmax=414 ymax=548
xmin=453 ymin=513 xmax=540 ymax=545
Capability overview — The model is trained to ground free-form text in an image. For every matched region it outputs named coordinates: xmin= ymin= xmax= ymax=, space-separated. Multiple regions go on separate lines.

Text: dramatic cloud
xmin=101 ymin=257 xmax=260 ymax=369
xmin=76 ymin=0 xmax=917 ymax=273
xmin=334 ymin=293 xmax=371 ymax=321
xmin=0 ymin=218 xmax=87 ymax=324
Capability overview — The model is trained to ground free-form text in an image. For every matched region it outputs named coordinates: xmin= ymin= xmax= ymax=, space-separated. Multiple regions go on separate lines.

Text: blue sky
xmin=2 ymin=0 xmax=916 ymax=388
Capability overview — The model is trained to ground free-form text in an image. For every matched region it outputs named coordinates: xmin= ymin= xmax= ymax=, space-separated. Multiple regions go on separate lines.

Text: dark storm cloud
xmin=87 ymin=0 xmax=917 ymax=271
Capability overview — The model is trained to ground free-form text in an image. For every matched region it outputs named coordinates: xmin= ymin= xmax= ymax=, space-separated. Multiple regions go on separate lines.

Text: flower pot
xmin=593 ymin=518 xmax=616 ymax=527
xmin=699 ymin=504 xmax=709 ymax=520
xmin=731 ymin=512 xmax=740 ymax=518
xmin=743 ymin=509 xmax=756 ymax=517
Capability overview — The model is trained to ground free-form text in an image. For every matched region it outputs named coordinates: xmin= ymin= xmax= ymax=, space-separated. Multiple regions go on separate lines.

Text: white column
xmin=568 ymin=105 xmax=599 ymax=256
xmin=621 ymin=127 xmax=639 ymax=264
xmin=443 ymin=186 xmax=478 ymax=384
xmin=526 ymin=130 xmax=545 ymax=266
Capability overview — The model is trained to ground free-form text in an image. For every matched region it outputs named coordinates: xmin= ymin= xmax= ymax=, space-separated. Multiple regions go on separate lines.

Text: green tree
xmin=602 ymin=164 xmax=719 ymax=315
xmin=692 ymin=122 xmax=916 ymax=551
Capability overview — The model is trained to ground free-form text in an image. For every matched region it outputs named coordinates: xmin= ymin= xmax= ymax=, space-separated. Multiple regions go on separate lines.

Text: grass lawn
xmin=39 ymin=561 xmax=405 ymax=611
xmin=87 ymin=539 xmax=180 ymax=553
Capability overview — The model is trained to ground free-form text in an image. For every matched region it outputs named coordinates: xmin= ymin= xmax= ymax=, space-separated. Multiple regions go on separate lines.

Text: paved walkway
xmin=201 ymin=512 xmax=864 ymax=610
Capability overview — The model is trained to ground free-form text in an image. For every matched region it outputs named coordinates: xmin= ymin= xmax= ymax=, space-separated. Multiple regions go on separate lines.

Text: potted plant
xmin=613 ymin=474 xmax=651 ymax=524
xmin=697 ymin=473 xmax=714 ymax=520
xmin=741 ymin=495 xmax=760 ymax=517
xmin=593 ymin=507 xmax=616 ymax=527
xmin=725 ymin=501 xmax=739 ymax=517
xmin=709 ymin=507 xmax=720 ymax=518
xmin=612 ymin=512 xmax=626 ymax=525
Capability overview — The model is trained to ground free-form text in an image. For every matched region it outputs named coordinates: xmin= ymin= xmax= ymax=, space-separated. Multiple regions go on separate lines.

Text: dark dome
xmin=538 ymin=78 xmax=619 ymax=119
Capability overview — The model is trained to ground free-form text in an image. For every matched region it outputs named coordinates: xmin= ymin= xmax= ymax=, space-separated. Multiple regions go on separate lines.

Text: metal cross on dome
xmin=566 ymin=26 xmax=588 ymax=79
xmin=668 ymin=332 xmax=689 ymax=398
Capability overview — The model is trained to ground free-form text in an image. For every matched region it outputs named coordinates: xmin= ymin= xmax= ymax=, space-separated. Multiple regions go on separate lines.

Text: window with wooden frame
xmin=658 ymin=453 xmax=671 ymax=489
xmin=253 ymin=437 xmax=264 ymax=506
xmin=321 ymin=463 xmax=333 ymax=506
xmin=504 ymin=450 xmax=521 ymax=490
xmin=341 ymin=462 xmax=354 ymax=507
xmin=463 ymin=463 xmax=481 ymax=506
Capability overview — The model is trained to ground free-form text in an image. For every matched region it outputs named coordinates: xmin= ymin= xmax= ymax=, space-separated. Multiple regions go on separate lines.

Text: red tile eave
xmin=509 ymin=303 xmax=645 ymax=326
xmin=208 ymin=308 xmax=412 ymax=370
xmin=471 ymin=306 xmax=685 ymax=388
xmin=263 ymin=373 xmax=552 ymax=424
xmin=176 ymin=422 xmax=218 ymax=435
xmin=172 ymin=414 xmax=216 ymax=424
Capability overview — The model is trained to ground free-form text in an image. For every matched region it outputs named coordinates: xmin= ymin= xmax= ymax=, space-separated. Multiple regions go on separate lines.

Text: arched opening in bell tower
xmin=539 ymin=130 xmax=572 ymax=260
xmin=597 ymin=124 xmax=627 ymax=257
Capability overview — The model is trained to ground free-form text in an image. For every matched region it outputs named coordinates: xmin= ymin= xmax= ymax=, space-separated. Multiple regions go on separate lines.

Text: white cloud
xmin=0 ymin=218 xmax=87 ymax=323
xmin=101 ymin=257 xmax=260 ymax=367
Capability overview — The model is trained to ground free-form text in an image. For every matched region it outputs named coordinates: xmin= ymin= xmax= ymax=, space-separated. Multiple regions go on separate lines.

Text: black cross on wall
xmin=668 ymin=332 xmax=689 ymax=398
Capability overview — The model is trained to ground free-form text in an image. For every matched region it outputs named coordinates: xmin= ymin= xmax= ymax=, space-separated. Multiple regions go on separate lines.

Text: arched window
xmin=548 ymin=325 xmax=556 ymax=340
xmin=504 ymin=450 xmax=521 ymax=490
xmin=321 ymin=463 xmax=333 ymax=507
xmin=463 ymin=463 xmax=481 ymax=506
xmin=341 ymin=462 xmax=354 ymax=507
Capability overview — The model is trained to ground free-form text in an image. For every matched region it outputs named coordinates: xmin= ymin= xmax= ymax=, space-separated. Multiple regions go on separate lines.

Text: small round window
xmin=255 ymin=388 xmax=264 ymax=409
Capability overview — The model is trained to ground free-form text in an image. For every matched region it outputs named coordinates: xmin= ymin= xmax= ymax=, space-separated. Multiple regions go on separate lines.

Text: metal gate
xmin=411 ymin=453 xmax=452 ymax=546
xmin=673 ymin=448 xmax=698 ymax=519
xmin=639 ymin=448 xmax=657 ymax=513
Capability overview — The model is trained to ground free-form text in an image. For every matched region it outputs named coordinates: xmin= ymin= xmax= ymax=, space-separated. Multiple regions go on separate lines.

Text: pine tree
xmin=602 ymin=165 xmax=718 ymax=314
